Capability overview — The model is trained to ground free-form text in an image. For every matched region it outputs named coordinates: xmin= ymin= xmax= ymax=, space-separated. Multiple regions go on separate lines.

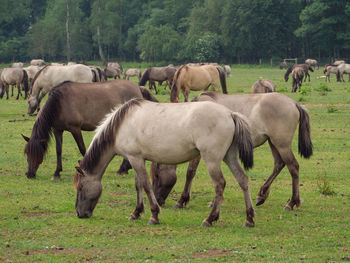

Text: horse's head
xmin=74 ymin=166 xmax=102 ymax=219
xmin=27 ymin=96 xmax=38 ymax=115
xmin=22 ymin=134 xmax=46 ymax=179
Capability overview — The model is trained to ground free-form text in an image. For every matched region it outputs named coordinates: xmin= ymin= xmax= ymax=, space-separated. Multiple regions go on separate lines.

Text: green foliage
xmin=327 ymin=105 xmax=338 ymax=113
xmin=299 ymin=86 xmax=311 ymax=95
xmin=317 ymin=175 xmax=336 ymax=196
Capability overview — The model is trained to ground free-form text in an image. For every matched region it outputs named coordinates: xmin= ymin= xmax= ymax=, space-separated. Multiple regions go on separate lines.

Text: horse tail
xmin=24 ymin=84 xmax=63 ymax=165
xmin=230 ymin=113 xmax=254 ymax=170
xmin=22 ymin=69 xmax=29 ymax=95
xmin=296 ymin=103 xmax=313 ymax=158
xmin=139 ymin=86 xmax=159 ymax=102
xmin=139 ymin=68 xmax=150 ymax=86
xmin=96 ymin=67 xmax=103 ymax=82
xmin=170 ymin=65 xmax=185 ymax=103
xmin=216 ymin=66 xmax=227 ymax=94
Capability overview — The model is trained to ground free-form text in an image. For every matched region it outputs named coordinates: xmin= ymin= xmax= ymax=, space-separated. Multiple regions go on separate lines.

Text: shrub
xmin=317 ymin=174 xmax=336 ymax=196
xmin=327 ymin=106 xmax=338 ymax=113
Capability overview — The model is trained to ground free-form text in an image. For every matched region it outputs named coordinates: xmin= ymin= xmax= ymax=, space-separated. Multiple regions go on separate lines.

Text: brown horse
xmin=74 ymin=99 xmax=254 ymax=227
xmin=292 ymin=67 xmax=304 ymax=92
xmin=284 ymin=64 xmax=313 ymax=82
xmin=22 ymin=80 xmax=157 ymax=180
xmin=251 ymin=79 xmax=275 ymax=93
xmin=151 ymin=92 xmax=313 ymax=211
xmin=139 ymin=66 xmax=176 ymax=94
xmin=0 ymin=68 xmax=29 ymax=99
xmin=170 ymin=64 xmax=227 ymax=102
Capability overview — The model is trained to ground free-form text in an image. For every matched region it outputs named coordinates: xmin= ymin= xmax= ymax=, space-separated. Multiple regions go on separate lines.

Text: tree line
xmin=1 ymin=0 xmax=349 ymax=64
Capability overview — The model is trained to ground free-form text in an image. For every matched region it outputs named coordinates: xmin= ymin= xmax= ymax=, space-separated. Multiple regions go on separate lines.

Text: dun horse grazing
xmin=151 ymin=92 xmax=313 ymax=211
xmin=323 ymin=65 xmax=339 ymax=82
xmin=74 ymin=99 xmax=255 ymax=227
xmin=0 ymin=68 xmax=29 ymax=99
xmin=305 ymin=59 xmax=319 ymax=69
xmin=123 ymin=68 xmax=142 ymax=81
xmin=284 ymin=64 xmax=313 ymax=82
xmin=30 ymin=59 xmax=45 ymax=66
xmin=22 ymin=80 xmax=157 ymax=180
xmin=251 ymin=79 xmax=276 ymax=93
xmin=291 ymin=67 xmax=305 ymax=92
xmin=139 ymin=66 xmax=176 ymax=94
xmin=170 ymin=64 xmax=227 ymax=102
xmin=28 ymin=64 xmax=93 ymax=115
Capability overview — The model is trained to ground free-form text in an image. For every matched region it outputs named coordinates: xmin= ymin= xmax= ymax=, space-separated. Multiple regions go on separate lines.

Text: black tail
xmin=296 ymin=103 xmax=313 ymax=158
xmin=216 ymin=66 xmax=227 ymax=94
xmin=139 ymin=86 xmax=158 ymax=102
xmin=231 ymin=113 xmax=254 ymax=170
xmin=139 ymin=68 xmax=150 ymax=86
xmin=22 ymin=70 xmax=29 ymax=98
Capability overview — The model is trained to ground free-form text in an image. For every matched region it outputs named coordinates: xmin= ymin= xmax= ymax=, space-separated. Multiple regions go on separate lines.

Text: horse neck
xmin=31 ymin=79 xmax=42 ymax=98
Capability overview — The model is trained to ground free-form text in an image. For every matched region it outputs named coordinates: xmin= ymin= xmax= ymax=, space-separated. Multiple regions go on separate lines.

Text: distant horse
xmin=251 ymin=79 xmax=275 ymax=93
xmin=0 ymin=68 xmax=29 ymax=99
xmin=104 ymin=66 xmax=122 ymax=79
xmin=30 ymin=59 xmax=45 ymax=66
xmin=305 ymin=59 xmax=319 ymax=69
xmin=170 ymin=64 xmax=227 ymax=102
xmin=291 ymin=67 xmax=304 ymax=92
xmin=323 ymin=65 xmax=339 ymax=82
xmin=123 ymin=68 xmax=142 ymax=81
xmin=28 ymin=64 xmax=93 ymax=115
xmin=22 ymin=80 xmax=157 ymax=180
xmin=223 ymin=65 xmax=231 ymax=77
xmin=139 ymin=66 xmax=176 ymax=94
xmin=74 ymin=99 xmax=255 ymax=228
xmin=336 ymin=63 xmax=350 ymax=82
xmin=284 ymin=64 xmax=313 ymax=82
xmin=151 ymin=92 xmax=312 ymax=211
xmin=107 ymin=62 xmax=123 ymax=73
xmin=279 ymin=61 xmax=288 ymax=69
xmin=11 ymin=62 xmax=24 ymax=68
xmin=333 ymin=60 xmax=345 ymax=65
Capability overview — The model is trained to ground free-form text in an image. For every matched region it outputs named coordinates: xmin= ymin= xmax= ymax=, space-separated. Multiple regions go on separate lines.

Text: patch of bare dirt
xmin=194 ymin=249 xmax=233 ymax=258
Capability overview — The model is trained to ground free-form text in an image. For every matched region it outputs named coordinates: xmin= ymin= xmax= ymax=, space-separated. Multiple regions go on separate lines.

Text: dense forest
xmin=1 ymin=0 xmax=350 ymax=64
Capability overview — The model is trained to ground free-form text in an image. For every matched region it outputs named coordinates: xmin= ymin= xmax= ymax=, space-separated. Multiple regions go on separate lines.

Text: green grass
xmin=0 ymin=66 xmax=349 ymax=262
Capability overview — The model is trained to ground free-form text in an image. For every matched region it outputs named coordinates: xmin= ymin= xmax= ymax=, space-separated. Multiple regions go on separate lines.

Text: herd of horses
xmin=8 ymin=56 xmax=350 ymax=227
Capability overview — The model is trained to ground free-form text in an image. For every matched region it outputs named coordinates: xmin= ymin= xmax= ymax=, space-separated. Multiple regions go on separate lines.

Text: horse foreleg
xmin=256 ymin=140 xmax=285 ymax=206
xmin=11 ymin=85 xmax=14 ymax=97
xmin=16 ymin=85 xmax=21 ymax=100
xmin=53 ymin=129 xmax=63 ymax=179
xmin=128 ymin=157 xmax=160 ymax=224
xmin=183 ymin=89 xmax=189 ymax=102
xmin=71 ymin=129 xmax=86 ymax=156
xmin=153 ymin=82 xmax=158 ymax=94
xmin=175 ymin=156 xmax=201 ymax=208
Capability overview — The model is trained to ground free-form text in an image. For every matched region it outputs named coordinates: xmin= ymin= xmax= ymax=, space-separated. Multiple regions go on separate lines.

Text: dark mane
xmin=139 ymin=68 xmax=151 ymax=86
xmin=82 ymin=98 xmax=144 ymax=173
xmin=24 ymin=84 xmax=62 ymax=164
xmin=284 ymin=65 xmax=294 ymax=82
xmin=31 ymin=64 xmax=51 ymax=86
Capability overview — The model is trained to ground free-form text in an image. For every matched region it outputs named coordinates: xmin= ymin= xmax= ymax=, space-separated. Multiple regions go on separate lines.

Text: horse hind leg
xmin=53 ymin=129 xmax=63 ymax=179
xmin=256 ymin=140 xmax=285 ymax=206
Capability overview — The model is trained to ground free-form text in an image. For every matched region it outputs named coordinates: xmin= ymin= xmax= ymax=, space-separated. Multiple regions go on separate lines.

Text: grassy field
xmin=0 ymin=65 xmax=349 ymax=262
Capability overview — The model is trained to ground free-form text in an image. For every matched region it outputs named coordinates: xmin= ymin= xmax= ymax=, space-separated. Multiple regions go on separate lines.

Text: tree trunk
xmin=66 ymin=0 xmax=71 ymax=62
xmin=97 ymin=25 xmax=106 ymax=66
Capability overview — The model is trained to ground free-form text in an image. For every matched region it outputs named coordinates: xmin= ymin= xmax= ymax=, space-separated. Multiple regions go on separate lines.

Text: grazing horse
xmin=170 ymin=64 xmax=227 ymax=102
xmin=336 ymin=63 xmax=350 ymax=82
xmin=251 ymin=79 xmax=275 ymax=93
xmin=150 ymin=92 xmax=313 ymax=211
xmin=22 ymin=80 xmax=157 ymax=180
xmin=104 ymin=66 xmax=122 ymax=79
xmin=139 ymin=66 xmax=176 ymax=94
xmin=284 ymin=64 xmax=313 ymax=82
xmin=27 ymin=64 xmax=93 ymax=115
xmin=291 ymin=67 xmax=305 ymax=92
xmin=323 ymin=65 xmax=340 ymax=82
xmin=74 ymin=99 xmax=255 ymax=228
xmin=305 ymin=59 xmax=319 ymax=69
xmin=123 ymin=68 xmax=142 ymax=81
xmin=0 ymin=68 xmax=29 ymax=99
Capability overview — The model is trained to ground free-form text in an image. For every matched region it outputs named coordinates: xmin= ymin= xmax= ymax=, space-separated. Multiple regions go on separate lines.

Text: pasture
xmin=0 ymin=65 xmax=349 ymax=262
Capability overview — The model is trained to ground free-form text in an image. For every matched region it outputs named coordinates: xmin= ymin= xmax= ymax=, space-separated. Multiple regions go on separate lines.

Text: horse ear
xmin=21 ymin=134 xmax=30 ymax=142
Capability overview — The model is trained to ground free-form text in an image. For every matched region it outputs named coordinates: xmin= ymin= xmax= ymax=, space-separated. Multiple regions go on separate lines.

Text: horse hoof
xmin=201 ymin=220 xmax=212 ymax=228
xmin=255 ymin=197 xmax=265 ymax=206
xmin=147 ymin=219 xmax=160 ymax=225
xmin=51 ymin=176 xmax=61 ymax=181
xmin=244 ymin=221 xmax=255 ymax=228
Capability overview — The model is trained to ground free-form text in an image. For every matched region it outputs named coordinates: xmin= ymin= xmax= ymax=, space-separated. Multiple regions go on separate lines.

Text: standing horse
xmin=292 ymin=67 xmax=304 ymax=92
xmin=74 ymin=99 xmax=255 ymax=227
xmin=323 ymin=65 xmax=339 ymax=82
xmin=22 ymin=80 xmax=157 ymax=180
xmin=305 ymin=59 xmax=319 ymax=70
xmin=0 ymin=68 xmax=29 ymax=99
xmin=251 ymin=79 xmax=275 ymax=93
xmin=28 ymin=64 xmax=93 ymax=115
xmin=284 ymin=64 xmax=313 ymax=82
xmin=151 ymin=92 xmax=312 ymax=211
xmin=123 ymin=68 xmax=142 ymax=81
xmin=336 ymin=63 xmax=350 ymax=82
xmin=139 ymin=66 xmax=176 ymax=94
xmin=170 ymin=64 xmax=227 ymax=102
